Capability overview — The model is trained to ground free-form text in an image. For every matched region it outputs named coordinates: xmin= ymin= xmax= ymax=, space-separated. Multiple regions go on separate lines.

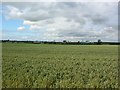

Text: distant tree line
xmin=1 ymin=39 xmax=120 ymax=45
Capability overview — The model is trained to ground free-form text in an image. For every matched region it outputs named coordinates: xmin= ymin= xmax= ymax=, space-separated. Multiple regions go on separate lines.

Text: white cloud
xmin=6 ymin=5 xmax=22 ymax=19
xmin=3 ymin=2 xmax=118 ymax=41
xmin=29 ymin=25 xmax=43 ymax=30
xmin=23 ymin=20 xmax=36 ymax=25
xmin=0 ymin=31 xmax=3 ymax=40
xmin=2 ymin=0 xmax=119 ymax=2
xmin=17 ymin=26 xmax=25 ymax=30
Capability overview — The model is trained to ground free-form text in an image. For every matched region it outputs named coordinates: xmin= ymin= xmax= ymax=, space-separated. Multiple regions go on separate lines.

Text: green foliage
xmin=2 ymin=43 xmax=118 ymax=88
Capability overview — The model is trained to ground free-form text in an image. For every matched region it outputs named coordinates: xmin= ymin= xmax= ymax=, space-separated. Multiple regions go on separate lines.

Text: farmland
xmin=2 ymin=43 xmax=118 ymax=88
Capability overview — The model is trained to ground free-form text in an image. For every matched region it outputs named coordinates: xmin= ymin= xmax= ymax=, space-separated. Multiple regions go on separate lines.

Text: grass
xmin=2 ymin=43 xmax=118 ymax=88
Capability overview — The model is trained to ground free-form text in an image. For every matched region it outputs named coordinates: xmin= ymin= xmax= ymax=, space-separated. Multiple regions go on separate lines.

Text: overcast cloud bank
xmin=2 ymin=2 xmax=118 ymax=42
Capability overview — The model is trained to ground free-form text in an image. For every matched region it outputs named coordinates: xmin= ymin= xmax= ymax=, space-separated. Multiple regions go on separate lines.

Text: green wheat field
xmin=2 ymin=43 xmax=118 ymax=88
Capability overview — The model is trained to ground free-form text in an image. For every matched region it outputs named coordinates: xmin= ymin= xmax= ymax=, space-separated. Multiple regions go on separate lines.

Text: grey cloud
xmin=58 ymin=30 xmax=101 ymax=38
xmin=3 ymin=2 xmax=118 ymax=42
xmin=91 ymin=14 xmax=107 ymax=24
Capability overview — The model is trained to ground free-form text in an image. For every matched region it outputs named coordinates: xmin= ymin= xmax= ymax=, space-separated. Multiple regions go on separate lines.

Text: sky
xmin=1 ymin=1 xmax=118 ymax=42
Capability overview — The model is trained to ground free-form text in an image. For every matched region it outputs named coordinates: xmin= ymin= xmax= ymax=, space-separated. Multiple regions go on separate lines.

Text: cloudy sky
xmin=1 ymin=2 xmax=118 ymax=42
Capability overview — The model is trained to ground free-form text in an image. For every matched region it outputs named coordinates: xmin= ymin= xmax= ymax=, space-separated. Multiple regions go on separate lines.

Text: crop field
xmin=2 ymin=43 xmax=118 ymax=88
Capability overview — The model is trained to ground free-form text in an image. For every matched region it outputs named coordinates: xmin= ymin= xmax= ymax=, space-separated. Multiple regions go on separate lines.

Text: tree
xmin=63 ymin=40 xmax=67 ymax=43
xmin=97 ymin=39 xmax=102 ymax=45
